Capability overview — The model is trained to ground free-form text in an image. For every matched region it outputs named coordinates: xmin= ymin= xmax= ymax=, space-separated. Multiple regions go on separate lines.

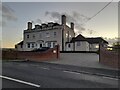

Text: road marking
xmin=63 ymin=70 xmax=80 ymax=74
xmin=102 ymin=76 xmax=119 ymax=80
xmin=63 ymin=70 xmax=119 ymax=80
xmin=0 ymin=75 xmax=40 ymax=88
xmin=40 ymin=67 xmax=50 ymax=70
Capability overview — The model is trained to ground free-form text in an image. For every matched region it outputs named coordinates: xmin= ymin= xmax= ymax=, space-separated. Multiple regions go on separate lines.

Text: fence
xmin=99 ymin=45 xmax=119 ymax=68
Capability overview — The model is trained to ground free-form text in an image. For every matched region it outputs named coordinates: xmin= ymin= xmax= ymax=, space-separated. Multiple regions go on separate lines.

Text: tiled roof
xmin=17 ymin=41 xmax=23 ymax=45
xmin=70 ymin=34 xmax=108 ymax=44
xmin=86 ymin=37 xmax=108 ymax=44
xmin=70 ymin=34 xmax=87 ymax=43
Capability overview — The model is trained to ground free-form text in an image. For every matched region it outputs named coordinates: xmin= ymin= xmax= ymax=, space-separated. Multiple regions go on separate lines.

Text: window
xmin=48 ymin=42 xmax=51 ymax=48
xmin=54 ymin=32 xmax=56 ymax=37
xmin=40 ymin=44 xmax=42 ymax=48
xmin=68 ymin=44 xmax=71 ymax=48
xmin=32 ymin=43 xmax=34 ymax=48
xmin=77 ymin=42 xmax=81 ymax=46
xmin=46 ymin=32 xmax=49 ymax=35
xmin=21 ymin=45 xmax=23 ymax=48
xmin=33 ymin=34 xmax=35 ymax=38
xmin=27 ymin=35 xmax=29 ymax=38
xmin=95 ymin=45 xmax=99 ymax=49
xmin=39 ymin=33 xmax=42 ymax=38
xmin=15 ymin=45 xmax=17 ymax=49
xmin=66 ymin=33 xmax=68 ymax=38
xmin=27 ymin=43 xmax=30 ymax=48
xmin=46 ymin=32 xmax=50 ymax=37
xmin=53 ymin=42 xmax=56 ymax=47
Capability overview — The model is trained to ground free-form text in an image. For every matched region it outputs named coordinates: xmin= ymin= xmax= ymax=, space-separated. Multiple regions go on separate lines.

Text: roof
xmin=17 ymin=41 xmax=23 ymax=45
xmin=86 ymin=37 xmax=108 ymax=44
xmin=70 ymin=34 xmax=108 ymax=44
xmin=33 ymin=22 xmax=61 ymax=30
xmin=70 ymin=34 xmax=87 ymax=43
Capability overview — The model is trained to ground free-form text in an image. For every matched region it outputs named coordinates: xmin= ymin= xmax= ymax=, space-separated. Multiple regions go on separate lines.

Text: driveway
xmin=45 ymin=53 xmax=116 ymax=70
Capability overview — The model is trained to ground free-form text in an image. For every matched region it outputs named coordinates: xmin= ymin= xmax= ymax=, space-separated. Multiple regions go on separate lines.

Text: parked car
xmin=32 ymin=47 xmax=50 ymax=52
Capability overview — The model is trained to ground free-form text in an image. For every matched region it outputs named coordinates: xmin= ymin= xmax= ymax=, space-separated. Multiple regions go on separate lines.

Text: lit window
xmin=77 ymin=42 xmax=80 ymax=46
xmin=66 ymin=33 xmax=68 ymax=38
xmin=95 ymin=45 xmax=99 ymax=48
xmin=107 ymin=48 xmax=113 ymax=51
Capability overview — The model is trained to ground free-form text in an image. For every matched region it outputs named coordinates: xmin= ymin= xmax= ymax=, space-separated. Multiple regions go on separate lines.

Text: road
xmin=2 ymin=61 xmax=119 ymax=88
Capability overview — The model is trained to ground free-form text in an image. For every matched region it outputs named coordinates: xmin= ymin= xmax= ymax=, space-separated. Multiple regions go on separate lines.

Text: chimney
xmin=27 ymin=22 xmax=32 ymax=30
xmin=71 ymin=22 xmax=74 ymax=30
xmin=62 ymin=15 xmax=66 ymax=25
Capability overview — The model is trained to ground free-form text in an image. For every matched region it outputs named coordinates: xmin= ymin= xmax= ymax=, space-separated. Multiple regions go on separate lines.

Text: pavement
xmin=2 ymin=61 xmax=119 ymax=88
xmin=44 ymin=53 xmax=118 ymax=70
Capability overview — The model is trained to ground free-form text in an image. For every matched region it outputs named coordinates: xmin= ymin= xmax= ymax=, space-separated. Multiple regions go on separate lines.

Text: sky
xmin=1 ymin=0 xmax=119 ymax=48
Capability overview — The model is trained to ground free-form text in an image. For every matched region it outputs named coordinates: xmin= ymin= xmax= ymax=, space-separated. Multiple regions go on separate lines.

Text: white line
xmin=40 ymin=67 xmax=50 ymax=70
xmin=63 ymin=70 xmax=80 ymax=74
xmin=63 ymin=70 xmax=119 ymax=80
xmin=102 ymin=76 xmax=119 ymax=80
xmin=0 ymin=75 xmax=40 ymax=88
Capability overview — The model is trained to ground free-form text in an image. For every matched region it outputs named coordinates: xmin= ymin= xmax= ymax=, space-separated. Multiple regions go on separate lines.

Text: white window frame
xmin=77 ymin=42 xmax=81 ymax=46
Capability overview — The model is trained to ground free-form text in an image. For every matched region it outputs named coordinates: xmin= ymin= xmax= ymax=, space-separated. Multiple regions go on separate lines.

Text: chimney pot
xmin=28 ymin=22 xmax=32 ymax=30
xmin=71 ymin=22 xmax=74 ymax=30
xmin=62 ymin=15 xmax=66 ymax=25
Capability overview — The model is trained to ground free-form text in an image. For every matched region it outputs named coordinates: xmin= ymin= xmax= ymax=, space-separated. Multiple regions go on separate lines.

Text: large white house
xmin=15 ymin=15 xmax=75 ymax=51
xmin=15 ymin=15 xmax=108 ymax=51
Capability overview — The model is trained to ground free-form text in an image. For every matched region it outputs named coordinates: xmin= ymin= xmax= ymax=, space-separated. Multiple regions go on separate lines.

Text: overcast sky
xmin=1 ymin=1 xmax=119 ymax=48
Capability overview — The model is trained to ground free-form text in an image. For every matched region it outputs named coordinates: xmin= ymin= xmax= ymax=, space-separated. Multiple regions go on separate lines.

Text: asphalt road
xmin=2 ymin=61 xmax=119 ymax=88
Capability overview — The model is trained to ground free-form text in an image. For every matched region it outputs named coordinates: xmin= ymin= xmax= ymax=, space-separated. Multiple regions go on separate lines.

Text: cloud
xmin=45 ymin=11 xmax=90 ymax=34
xmin=0 ymin=3 xmax=17 ymax=26
xmin=0 ymin=20 xmax=6 ymax=27
xmin=35 ymin=19 xmax=42 ymax=24
xmin=104 ymin=37 xmax=119 ymax=45
xmin=45 ymin=11 xmax=61 ymax=20
xmin=87 ymin=29 xmax=97 ymax=35
xmin=31 ymin=19 xmax=42 ymax=25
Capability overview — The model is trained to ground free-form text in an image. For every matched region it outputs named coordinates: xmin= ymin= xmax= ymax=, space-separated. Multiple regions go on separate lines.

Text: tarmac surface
xmin=2 ymin=61 xmax=119 ymax=88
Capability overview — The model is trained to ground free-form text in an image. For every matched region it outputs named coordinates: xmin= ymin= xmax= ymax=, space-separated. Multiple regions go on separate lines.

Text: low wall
xmin=99 ymin=45 xmax=119 ymax=68
xmin=2 ymin=45 xmax=60 ymax=61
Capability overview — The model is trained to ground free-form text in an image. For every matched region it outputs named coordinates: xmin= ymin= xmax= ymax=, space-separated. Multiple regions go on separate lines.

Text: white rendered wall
xmin=75 ymin=41 xmax=89 ymax=51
